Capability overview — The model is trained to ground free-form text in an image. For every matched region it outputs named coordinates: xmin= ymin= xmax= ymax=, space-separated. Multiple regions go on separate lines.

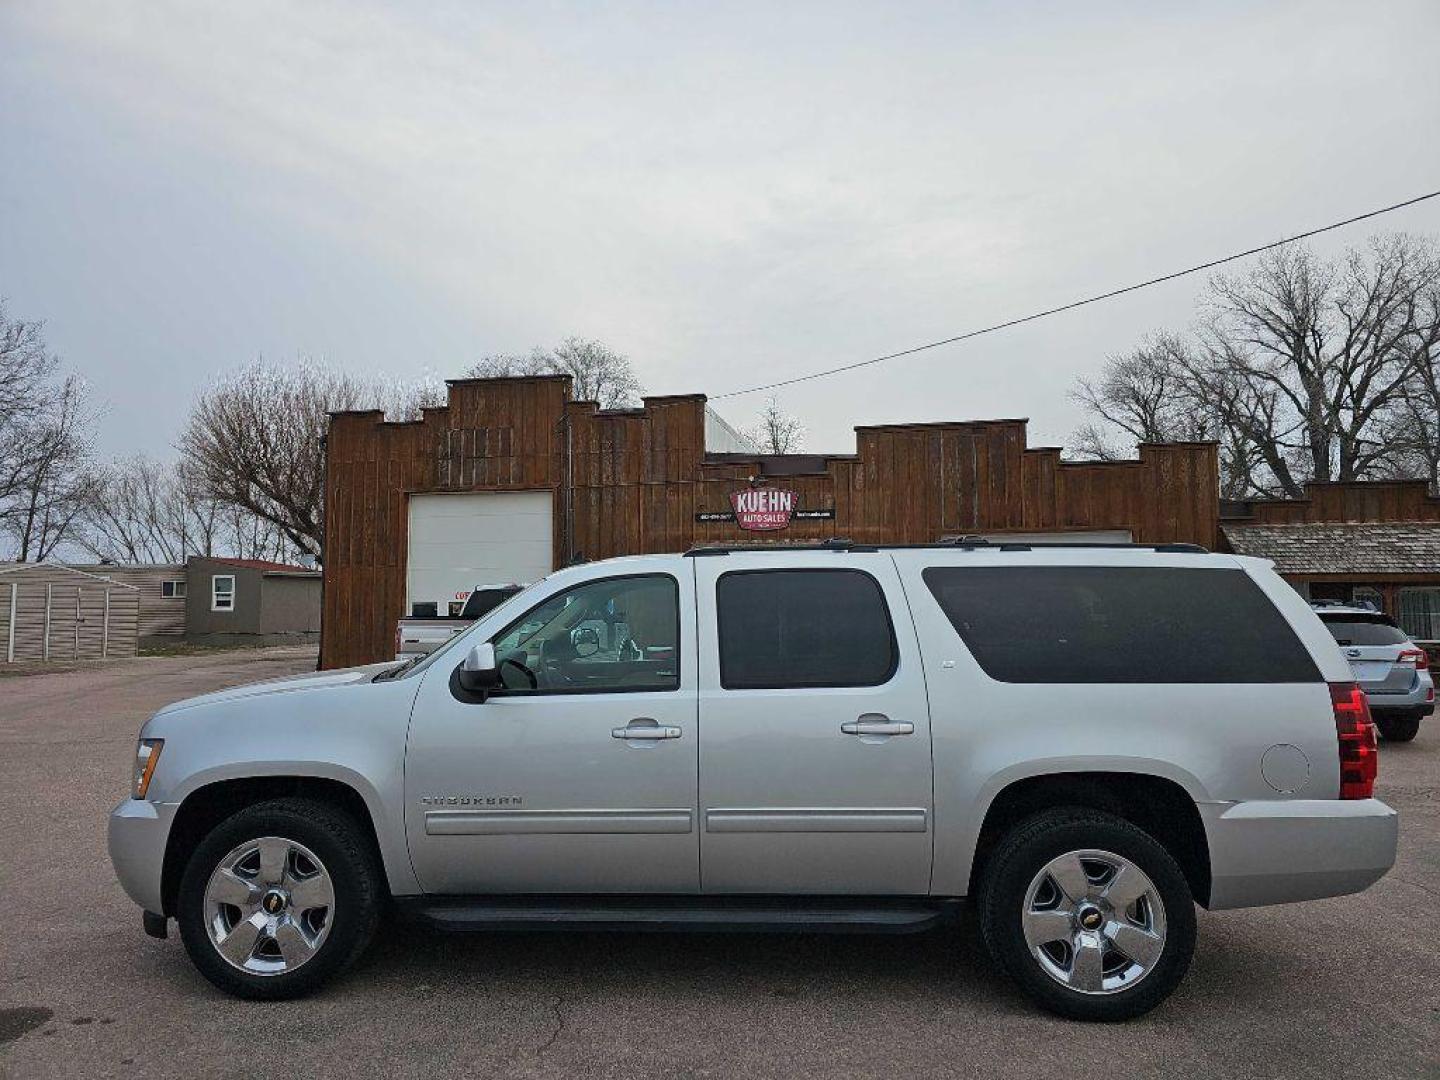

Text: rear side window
xmin=922 ymin=566 xmax=1320 ymax=684
xmin=1320 ymin=616 xmax=1408 ymax=646
xmin=717 ymin=569 xmax=897 ymax=689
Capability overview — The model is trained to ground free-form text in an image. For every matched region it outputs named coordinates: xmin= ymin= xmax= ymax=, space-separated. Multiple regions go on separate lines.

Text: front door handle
xmin=841 ymin=718 xmax=914 ymax=737
xmin=612 ymin=719 xmax=682 ymax=740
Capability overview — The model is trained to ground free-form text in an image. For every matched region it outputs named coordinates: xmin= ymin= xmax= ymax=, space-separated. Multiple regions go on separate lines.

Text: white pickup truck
xmin=109 ymin=540 xmax=1397 ymax=1021
xmin=393 ymin=583 xmax=522 ymax=659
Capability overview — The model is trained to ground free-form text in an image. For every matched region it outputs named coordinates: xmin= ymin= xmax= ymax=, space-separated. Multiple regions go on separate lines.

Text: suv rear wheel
xmin=978 ymin=808 xmax=1196 ymax=1021
xmin=177 ymin=798 xmax=382 ymax=999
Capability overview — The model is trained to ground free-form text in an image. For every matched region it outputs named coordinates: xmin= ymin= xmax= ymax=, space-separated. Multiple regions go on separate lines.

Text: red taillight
xmin=1330 ymin=681 xmax=1378 ymax=800
xmin=1398 ymin=647 xmax=1428 ymax=669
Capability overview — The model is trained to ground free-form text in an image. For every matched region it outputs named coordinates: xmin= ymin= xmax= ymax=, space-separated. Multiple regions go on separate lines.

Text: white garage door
xmin=407 ymin=492 xmax=554 ymax=614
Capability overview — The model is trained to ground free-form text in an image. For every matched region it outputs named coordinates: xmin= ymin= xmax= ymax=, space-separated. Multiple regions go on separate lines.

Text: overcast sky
xmin=3 ymin=1 xmax=1439 ymax=459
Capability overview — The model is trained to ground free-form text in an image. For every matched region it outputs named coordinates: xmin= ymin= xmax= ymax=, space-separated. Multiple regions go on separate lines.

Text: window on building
xmin=161 ymin=580 xmax=186 ymax=599
xmin=922 ymin=565 xmax=1320 ymax=684
xmin=1398 ymin=588 xmax=1440 ymax=642
xmin=716 ymin=569 xmax=897 ymax=690
xmin=490 ymin=574 xmax=679 ymax=694
xmin=211 ymin=575 xmax=236 ymax=612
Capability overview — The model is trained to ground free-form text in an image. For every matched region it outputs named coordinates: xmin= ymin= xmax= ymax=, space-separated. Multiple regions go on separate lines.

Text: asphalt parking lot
xmin=1 ymin=647 xmax=1437 ymax=1079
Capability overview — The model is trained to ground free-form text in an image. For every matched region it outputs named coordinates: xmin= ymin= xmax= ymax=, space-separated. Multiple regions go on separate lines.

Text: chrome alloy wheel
xmin=203 ymin=836 xmax=335 ymax=976
xmin=1021 ymin=848 xmax=1167 ymax=995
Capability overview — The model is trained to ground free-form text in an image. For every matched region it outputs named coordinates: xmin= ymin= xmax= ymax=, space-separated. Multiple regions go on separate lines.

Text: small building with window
xmin=184 ymin=556 xmax=323 ymax=647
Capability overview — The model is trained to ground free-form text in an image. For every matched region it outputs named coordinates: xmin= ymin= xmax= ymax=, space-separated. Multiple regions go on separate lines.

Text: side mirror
xmin=457 ymin=642 xmax=499 ymax=698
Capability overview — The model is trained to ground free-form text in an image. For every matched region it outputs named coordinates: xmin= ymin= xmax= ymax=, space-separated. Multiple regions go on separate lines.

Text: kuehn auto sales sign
xmin=731 ymin=487 xmax=795 ymax=530
xmin=694 ymin=488 xmax=835 ymax=531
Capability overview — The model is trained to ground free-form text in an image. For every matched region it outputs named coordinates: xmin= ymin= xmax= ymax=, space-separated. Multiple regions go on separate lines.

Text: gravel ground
xmin=1 ymin=646 xmax=1436 ymax=1079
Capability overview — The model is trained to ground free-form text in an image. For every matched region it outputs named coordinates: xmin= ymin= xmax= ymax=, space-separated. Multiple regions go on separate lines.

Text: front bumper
xmin=108 ymin=798 xmax=180 ymax=915
xmin=1203 ymin=798 xmax=1398 ymax=910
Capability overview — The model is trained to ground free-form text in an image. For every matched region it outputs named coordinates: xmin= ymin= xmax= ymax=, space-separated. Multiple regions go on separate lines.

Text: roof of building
xmin=200 ymin=557 xmax=321 ymax=576
xmin=0 ymin=562 xmax=140 ymax=587
xmin=66 ymin=562 xmax=186 ymax=573
xmin=1221 ymin=521 xmax=1440 ymax=575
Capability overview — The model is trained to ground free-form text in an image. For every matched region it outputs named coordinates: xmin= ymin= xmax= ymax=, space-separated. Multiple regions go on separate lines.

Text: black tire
xmin=978 ymin=808 xmax=1196 ymax=1022
xmin=1375 ymin=714 xmax=1421 ymax=742
xmin=177 ymin=798 xmax=383 ymax=1000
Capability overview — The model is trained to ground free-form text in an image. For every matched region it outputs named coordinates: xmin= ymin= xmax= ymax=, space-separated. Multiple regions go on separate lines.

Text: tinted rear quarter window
xmin=922 ymin=565 xmax=1320 ymax=684
xmin=1320 ymin=617 xmax=1408 ymax=646
xmin=717 ymin=569 xmax=897 ymax=689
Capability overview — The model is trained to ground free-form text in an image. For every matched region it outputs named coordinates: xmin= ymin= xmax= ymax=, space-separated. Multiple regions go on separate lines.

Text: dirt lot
xmin=1 ymin=647 xmax=1436 ymax=1079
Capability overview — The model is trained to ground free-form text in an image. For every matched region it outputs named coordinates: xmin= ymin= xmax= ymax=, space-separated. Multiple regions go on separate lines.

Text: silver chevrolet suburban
xmin=108 ymin=541 xmax=1398 ymax=1021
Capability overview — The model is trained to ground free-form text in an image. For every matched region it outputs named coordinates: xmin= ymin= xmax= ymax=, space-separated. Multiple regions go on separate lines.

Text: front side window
xmin=923 ymin=565 xmax=1320 ymax=684
xmin=490 ymin=574 xmax=679 ymax=694
xmin=211 ymin=575 xmax=235 ymax=612
xmin=716 ymin=569 xmax=897 ymax=690
xmin=161 ymin=580 xmax=186 ymax=599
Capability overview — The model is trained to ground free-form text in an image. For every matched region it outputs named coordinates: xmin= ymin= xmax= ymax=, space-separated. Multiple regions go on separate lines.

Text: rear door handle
xmin=612 ymin=719 xmax=682 ymax=740
xmin=841 ymin=719 xmax=914 ymax=736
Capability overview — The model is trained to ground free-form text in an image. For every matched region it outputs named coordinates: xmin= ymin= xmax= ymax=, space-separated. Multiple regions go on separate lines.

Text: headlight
xmin=132 ymin=738 xmax=164 ymax=799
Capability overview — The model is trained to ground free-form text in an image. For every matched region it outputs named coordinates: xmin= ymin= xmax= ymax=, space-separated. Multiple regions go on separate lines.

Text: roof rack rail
xmin=683 ymin=538 xmax=879 ymax=557
xmin=682 ymin=540 xmax=1210 ymax=557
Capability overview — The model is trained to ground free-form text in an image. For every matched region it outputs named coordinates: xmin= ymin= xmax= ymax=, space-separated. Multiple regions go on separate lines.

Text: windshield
xmin=381 ymin=577 xmax=549 ymax=680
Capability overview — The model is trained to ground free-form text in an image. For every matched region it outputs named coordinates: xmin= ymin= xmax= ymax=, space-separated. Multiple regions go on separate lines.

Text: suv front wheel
xmin=978 ymin=808 xmax=1196 ymax=1021
xmin=177 ymin=798 xmax=382 ymax=999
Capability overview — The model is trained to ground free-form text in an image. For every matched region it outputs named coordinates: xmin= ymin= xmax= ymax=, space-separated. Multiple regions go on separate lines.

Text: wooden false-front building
xmin=321 ymin=375 xmax=1219 ymax=668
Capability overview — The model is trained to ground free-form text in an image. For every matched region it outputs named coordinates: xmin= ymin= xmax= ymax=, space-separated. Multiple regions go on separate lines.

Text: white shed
xmin=0 ymin=563 xmax=141 ymax=663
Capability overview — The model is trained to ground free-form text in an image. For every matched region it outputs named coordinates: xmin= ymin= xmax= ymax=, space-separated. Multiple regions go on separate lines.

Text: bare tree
xmin=467 ymin=337 xmax=642 ymax=408
xmin=1390 ymin=333 xmax=1440 ymax=491
xmin=744 ymin=396 xmax=806 ymax=454
xmin=77 ymin=456 xmax=295 ymax=564
xmin=1202 ymin=237 xmax=1440 ymax=487
xmin=179 ymin=358 xmax=444 ymax=562
xmin=1071 ymin=234 xmax=1440 ymax=498
xmin=4 ymin=392 xmax=93 ymax=561
xmin=0 ymin=301 xmax=93 ymax=560
xmin=79 ymin=457 xmax=194 ymax=563
xmin=179 ymin=359 xmax=371 ymax=560
xmin=1068 ymin=333 xmax=1215 ymax=460
xmin=374 ymin=370 xmax=447 ymax=422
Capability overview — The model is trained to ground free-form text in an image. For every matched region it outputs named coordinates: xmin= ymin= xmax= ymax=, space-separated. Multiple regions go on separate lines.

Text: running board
xmin=398 ymin=896 xmax=958 ymax=935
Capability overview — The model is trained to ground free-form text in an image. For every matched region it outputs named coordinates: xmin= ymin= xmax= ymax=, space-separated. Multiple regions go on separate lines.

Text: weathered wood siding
xmin=1228 ymin=481 xmax=1440 ymax=525
xmin=321 ymin=377 xmax=1220 ymax=669
xmin=0 ymin=567 xmax=140 ymax=662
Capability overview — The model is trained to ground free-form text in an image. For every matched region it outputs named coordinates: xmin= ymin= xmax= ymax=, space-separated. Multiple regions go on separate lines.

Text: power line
xmin=710 ymin=187 xmax=1440 ymax=400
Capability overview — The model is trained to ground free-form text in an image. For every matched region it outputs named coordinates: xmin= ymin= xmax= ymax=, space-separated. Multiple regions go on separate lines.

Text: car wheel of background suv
xmin=978 ymin=807 xmax=1196 ymax=1022
xmin=177 ymin=798 xmax=382 ymax=999
xmin=1375 ymin=713 xmax=1421 ymax=742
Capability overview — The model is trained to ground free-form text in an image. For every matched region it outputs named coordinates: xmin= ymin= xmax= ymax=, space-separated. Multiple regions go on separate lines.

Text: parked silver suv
xmin=1312 ymin=602 xmax=1434 ymax=742
xmin=109 ymin=543 xmax=1398 ymax=1021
